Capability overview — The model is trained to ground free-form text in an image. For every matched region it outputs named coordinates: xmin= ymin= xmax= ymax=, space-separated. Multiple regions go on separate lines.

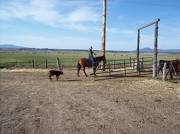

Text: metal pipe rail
xmin=138 ymin=19 xmax=160 ymax=30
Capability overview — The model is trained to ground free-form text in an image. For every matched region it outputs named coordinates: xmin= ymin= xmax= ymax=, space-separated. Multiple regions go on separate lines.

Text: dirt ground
xmin=0 ymin=69 xmax=180 ymax=134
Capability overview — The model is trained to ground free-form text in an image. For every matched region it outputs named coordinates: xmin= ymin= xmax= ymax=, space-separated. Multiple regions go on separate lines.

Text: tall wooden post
xmin=129 ymin=57 xmax=132 ymax=67
xmin=153 ymin=21 xmax=159 ymax=77
xmin=124 ymin=59 xmax=126 ymax=76
xmin=136 ymin=29 xmax=140 ymax=72
xmin=56 ymin=57 xmax=61 ymax=70
xmin=32 ymin=59 xmax=35 ymax=68
xmin=141 ymin=57 xmax=144 ymax=71
xmin=137 ymin=18 xmax=160 ymax=77
xmin=45 ymin=58 xmax=48 ymax=68
xmin=102 ymin=0 xmax=107 ymax=70
xmin=162 ymin=62 xmax=167 ymax=81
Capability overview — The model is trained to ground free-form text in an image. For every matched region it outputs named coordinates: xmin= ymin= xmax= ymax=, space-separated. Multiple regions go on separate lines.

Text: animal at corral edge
xmin=48 ymin=69 xmax=63 ymax=81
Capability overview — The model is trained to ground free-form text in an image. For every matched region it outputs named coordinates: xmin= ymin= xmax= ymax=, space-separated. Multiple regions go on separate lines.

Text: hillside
xmin=0 ymin=44 xmax=180 ymax=53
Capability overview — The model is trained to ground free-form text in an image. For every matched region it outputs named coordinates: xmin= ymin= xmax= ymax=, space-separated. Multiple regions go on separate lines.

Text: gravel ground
xmin=0 ymin=69 xmax=180 ymax=134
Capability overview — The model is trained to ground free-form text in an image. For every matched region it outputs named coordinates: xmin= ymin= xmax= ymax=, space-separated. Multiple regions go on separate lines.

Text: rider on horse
xmin=89 ymin=46 xmax=96 ymax=66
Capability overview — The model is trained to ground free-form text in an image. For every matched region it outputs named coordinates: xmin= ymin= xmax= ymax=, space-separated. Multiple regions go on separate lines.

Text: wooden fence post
xmin=56 ymin=57 xmax=61 ymax=70
xmin=130 ymin=57 xmax=132 ymax=67
xmin=32 ymin=59 xmax=35 ymax=68
xmin=141 ymin=57 xmax=144 ymax=71
xmin=138 ymin=60 xmax=141 ymax=75
xmin=114 ymin=60 xmax=115 ymax=69
xmin=102 ymin=0 xmax=107 ymax=71
xmin=153 ymin=21 xmax=159 ymax=77
xmin=108 ymin=61 xmax=111 ymax=78
xmin=162 ymin=62 xmax=167 ymax=81
xmin=124 ymin=59 xmax=126 ymax=76
xmin=45 ymin=58 xmax=48 ymax=68
xmin=137 ymin=29 xmax=140 ymax=72
xmin=133 ymin=59 xmax=135 ymax=69
xmin=15 ymin=60 xmax=17 ymax=67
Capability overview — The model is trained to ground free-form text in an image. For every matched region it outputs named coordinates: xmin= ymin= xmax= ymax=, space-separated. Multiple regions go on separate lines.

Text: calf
xmin=48 ymin=69 xmax=63 ymax=80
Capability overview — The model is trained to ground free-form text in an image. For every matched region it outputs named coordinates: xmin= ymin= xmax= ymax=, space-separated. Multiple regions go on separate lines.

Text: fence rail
xmin=94 ymin=57 xmax=153 ymax=79
xmin=0 ymin=56 xmax=153 ymax=72
xmin=0 ymin=57 xmax=77 ymax=69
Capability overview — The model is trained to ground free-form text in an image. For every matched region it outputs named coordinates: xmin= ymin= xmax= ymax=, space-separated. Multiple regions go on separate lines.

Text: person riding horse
xmin=77 ymin=46 xmax=105 ymax=77
xmin=89 ymin=46 xmax=96 ymax=66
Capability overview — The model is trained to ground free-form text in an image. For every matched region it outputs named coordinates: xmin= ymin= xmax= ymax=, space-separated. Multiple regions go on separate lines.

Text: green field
xmin=0 ymin=51 xmax=180 ymax=69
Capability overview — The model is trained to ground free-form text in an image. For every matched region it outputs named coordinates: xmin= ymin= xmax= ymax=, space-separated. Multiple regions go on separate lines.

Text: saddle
xmin=87 ymin=59 xmax=93 ymax=67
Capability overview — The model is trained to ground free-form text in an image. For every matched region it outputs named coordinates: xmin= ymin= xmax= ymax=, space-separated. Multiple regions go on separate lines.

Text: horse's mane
xmin=94 ymin=55 xmax=105 ymax=62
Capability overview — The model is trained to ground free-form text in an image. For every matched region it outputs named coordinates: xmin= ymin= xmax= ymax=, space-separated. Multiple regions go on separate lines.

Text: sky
xmin=0 ymin=0 xmax=180 ymax=50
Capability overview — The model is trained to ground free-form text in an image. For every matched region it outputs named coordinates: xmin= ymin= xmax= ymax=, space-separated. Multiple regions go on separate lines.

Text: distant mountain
xmin=139 ymin=47 xmax=180 ymax=53
xmin=0 ymin=44 xmax=179 ymax=53
xmin=0 ymin=44 xmax=26 ymax=48
xmin=0 ymin=44 xmax=88 ymax=52
xmin=140 ymin=48 xmax=153 ymax=53
xmin=158 ymin=49 xmax=180 ymax=53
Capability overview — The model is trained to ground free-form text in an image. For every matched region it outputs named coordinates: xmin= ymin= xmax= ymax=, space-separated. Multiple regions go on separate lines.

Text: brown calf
xmin=48 ymin=69 xmax=63 ymax=81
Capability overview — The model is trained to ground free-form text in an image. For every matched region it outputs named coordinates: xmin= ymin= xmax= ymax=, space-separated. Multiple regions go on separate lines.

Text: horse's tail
xmin=77 ymin=61 xmax=81 ymax=68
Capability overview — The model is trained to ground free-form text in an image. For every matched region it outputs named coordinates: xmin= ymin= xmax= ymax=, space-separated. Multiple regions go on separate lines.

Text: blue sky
xmin=0 ymin=0 xmax=180 ymax=50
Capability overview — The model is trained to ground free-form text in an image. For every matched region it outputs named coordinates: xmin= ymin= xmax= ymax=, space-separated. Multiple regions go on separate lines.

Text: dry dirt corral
xmin=0 ymin=69 xmax=180 ymax=134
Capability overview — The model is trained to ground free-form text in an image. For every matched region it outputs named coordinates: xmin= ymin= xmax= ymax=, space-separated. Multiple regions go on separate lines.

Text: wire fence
xmin=0 ymin=56 xmax=153 ymax=72
xmin=0 ymin=58 xmax=77 ymax=69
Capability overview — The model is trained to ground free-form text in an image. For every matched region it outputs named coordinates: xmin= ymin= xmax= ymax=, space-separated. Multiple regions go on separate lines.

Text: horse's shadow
xmin=60 ymin=79 xmax=82 ymax=82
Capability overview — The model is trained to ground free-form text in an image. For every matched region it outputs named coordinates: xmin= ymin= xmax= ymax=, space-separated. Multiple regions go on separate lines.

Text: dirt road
xmin=0 ymin=69 xmax=180 ymax=134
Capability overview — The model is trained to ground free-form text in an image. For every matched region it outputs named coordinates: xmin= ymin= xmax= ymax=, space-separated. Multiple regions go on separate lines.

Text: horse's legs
xmin=170 ymin=65 xmax=173 ymax=80
xmin=93 ymin=66 xmax=96 ymax=76
xmin=56 ymin=75 xmax=59 ymax=81
xmin=170 ymin=72 xmax=173 ymax=80
xmin=83 ymin=66 xmax=88 ymax=77
xmin=49 ymin=74 xmax=52 ymax=80
xmin=160 ymin=68 xmax=163 ymax=74
xmin=158 ymin=67 xmax=161 ymax=74
xmin=77 ymin=64 xmax=81 ymax=77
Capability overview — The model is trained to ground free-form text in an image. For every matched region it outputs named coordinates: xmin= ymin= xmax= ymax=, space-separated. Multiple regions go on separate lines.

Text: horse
xmin=158 ymin=60 xmax=171 ymax=74
xmin=77 ymin=55 xmax=106 ymax=77
xmin=48 ymin=69 xmax=63 ymax=80
xmin=169 ymin=59 xmax=180 ymax=80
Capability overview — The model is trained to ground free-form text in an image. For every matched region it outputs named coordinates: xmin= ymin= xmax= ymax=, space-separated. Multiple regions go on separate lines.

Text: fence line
xmin=0 ymin=56 xmax=153 ymax=70
xmin=0 ymin=57 xmax=76 ymax=69
xmin=94 ymin=57 xmax=153 ymax=79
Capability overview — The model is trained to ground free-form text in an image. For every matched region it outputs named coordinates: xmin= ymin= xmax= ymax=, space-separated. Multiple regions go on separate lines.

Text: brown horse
xmin=169 ymin=59 xmax=180 ymax=80
xmin=77 ymin=55 xmax=106 ymax=77
xmin=158 ymin=60 xmax=171 ymax=74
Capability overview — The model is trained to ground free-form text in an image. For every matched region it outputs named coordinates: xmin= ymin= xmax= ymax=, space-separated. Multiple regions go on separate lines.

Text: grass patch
xmin=0 ymin=51 xmax=179 ymax=69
